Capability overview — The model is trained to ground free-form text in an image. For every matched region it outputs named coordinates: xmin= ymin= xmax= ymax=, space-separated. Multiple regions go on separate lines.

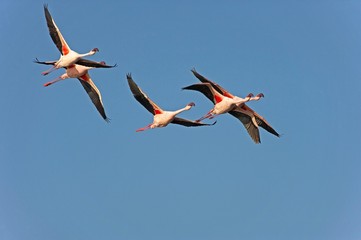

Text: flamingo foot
xmin=41 ymin=66 xmax=56 ymax=76
xmin=136 ymin=124 xmax=152 ymax=132
xmin=196 ymin=111 xmax=214 ymax=122
xmin=196 ymin=115 xmax=210 ymax=122
xmin=43 ymin=77 xmax=63 ymax=87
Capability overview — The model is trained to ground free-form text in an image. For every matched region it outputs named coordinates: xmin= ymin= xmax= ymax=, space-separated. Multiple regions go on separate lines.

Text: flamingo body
xmin=126 ymin=74 xmax=216 ymax=132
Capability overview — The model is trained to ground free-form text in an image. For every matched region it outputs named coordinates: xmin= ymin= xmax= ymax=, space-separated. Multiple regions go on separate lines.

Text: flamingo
xmin=183 ymin=69 xmax=279 ymax=143
xmin=40 ymin=5 xmax=112 ymax=76
xmin=183 ymin=83 xmax=262 ymax=122
xmin=126 ymin=73 xmax=216 ymax=132
xmin=34 ymin=59 xmax=110 ymax=122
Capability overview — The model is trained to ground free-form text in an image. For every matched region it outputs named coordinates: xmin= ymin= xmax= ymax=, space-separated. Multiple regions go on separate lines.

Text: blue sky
xmin=1 ymin=0 xmax=361 ymax=239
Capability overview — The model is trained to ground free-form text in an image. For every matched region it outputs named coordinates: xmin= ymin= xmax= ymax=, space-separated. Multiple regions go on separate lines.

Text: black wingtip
xmin=191 ymin=68 xmax=197 ymax=74
xmin=200 ymin=120 xmax=217 ymax=126
xmin=43 ymin=3 xmax=50 ymax=13
xmin=101 ymin=62 xmax=117 ymax=68
xmin=182 ymin=85 xmax=193 ymax=90
xmin=104 ymin=117 xmax=111 ymax=123
xmin=126 ymin=73 xmax=132 ymax=80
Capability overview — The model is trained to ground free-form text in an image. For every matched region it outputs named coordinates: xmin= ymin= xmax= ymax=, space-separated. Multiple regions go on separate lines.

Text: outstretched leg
xmin=43 ymin=76 xmax=64 ymax=87
xmin=42 ymin=66 xmax=57 ymax=76
xmin=196 ymin=109 xmax=214 ymax=122
xmin=136 ymin=124 xmax=152 ymax=132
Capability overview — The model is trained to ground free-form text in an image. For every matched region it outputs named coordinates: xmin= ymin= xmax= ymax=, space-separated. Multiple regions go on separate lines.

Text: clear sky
xmin=1 ymin=0 xmax=361 ymax=239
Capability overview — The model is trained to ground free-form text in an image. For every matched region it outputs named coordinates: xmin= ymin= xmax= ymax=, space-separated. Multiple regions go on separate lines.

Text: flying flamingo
xmin=183 ymin=82 xmax=261 ymax=122
xmin=126 ymin=74 xmax=216 ymax=132
xmin=183 ymin=69 xmax=279 ymax=143
xmin=40 ymin=5 xmax=112 ymax=76
xmin=35 ymin=59 xmax=110 ymax=122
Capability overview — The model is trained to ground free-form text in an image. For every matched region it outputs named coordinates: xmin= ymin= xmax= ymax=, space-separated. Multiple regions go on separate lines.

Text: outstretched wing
xmin=33 ymin=58 xmax=57 ymax=66
xmin=44 ymin=4 xmax=71 ymax=55
xmin=238 ymin=104 xmax=280 ymax=137
xmin=228 ymin=110 xmax=261 ymax=144
xmin=171 ymin=117 xmax=217 ymax=127
xmin=191 ymin=68 xmax=235 ymax=98
xmin=78 ymin=73 xmax=109 ymax=122
xmin=76 ymin=59 xmax=117 ymax=68
xmin=182 ymin=83 xmax=223 ymax=104
xmin=126 ymin=73 xmax=163 ymax=115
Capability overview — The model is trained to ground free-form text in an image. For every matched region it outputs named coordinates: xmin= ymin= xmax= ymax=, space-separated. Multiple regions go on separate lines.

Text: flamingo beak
xmin=188 ymin=102 xmax=195 ymax=107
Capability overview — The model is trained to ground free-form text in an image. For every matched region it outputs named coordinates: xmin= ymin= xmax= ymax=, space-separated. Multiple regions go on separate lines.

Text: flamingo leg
xmin=43 ymin=76 xmax=64 ymax=87
xmin=208 ymin=114 xmax=218 ymax=120
xmin=136 ymin=124 xmax=152 ymax=132
xmin=41 ymin=66 xmax=57 ymax=76
xmin=196 ymin=109 xmax=214 ymax=122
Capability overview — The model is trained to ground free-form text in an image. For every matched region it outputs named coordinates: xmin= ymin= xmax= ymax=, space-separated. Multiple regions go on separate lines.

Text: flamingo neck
xmin=173 ymin=105 xmax=192 ymax=116
xmin=234 ymin=96 xmax=250 ymax=106
xmin=76 ymin=49 xmax=96 ymax=59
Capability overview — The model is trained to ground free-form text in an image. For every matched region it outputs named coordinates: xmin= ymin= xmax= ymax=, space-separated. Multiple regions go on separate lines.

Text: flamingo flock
xmin=35 ymin=5 xmax=279 ymax=143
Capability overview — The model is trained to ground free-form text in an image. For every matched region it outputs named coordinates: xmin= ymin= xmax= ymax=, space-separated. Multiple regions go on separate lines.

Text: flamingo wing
xmin=228 ymin=110 xmax=261 ymax=144
xmin=33 ymin=58 xmax=57 ymax=66
xmin=78 ymin=74 xmax=109 ymax=122
xmin=191 ymin=68 xmax=235 ymax=98
xmin=171 ymin=117 xmax=217 ymax=127
xmin=238 ymin=105 xmax=280 ymax=137
xmin=126 ymin=74 xmax=163 ymax=115
xmin=44 ymin=4 xmax=71 ymax=55
xmin=76 ymin=59 xmax=117 ymax=68
xmin=182 ymin=83 xmax=222 ymax=104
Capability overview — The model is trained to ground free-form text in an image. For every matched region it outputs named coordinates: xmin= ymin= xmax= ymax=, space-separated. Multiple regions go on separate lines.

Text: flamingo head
xmin=91 ymin=48 xmax=99 ymax=54
xmin=256 ymin=93 xmax=264 ymax=98
xmin=184 ymin=102 xmax=195 ymax=110
xmin=246 ymin=93 xmax=254 ymax=99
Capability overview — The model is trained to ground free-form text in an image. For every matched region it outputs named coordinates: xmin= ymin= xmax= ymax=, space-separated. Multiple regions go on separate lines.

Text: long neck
xmin=173 ymin=105 xmax=191 ymax=116
xmin=79 ymin=50 xmax=96 ymax=58
xmin=234 ymin=96 xmax=249 ymax=106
